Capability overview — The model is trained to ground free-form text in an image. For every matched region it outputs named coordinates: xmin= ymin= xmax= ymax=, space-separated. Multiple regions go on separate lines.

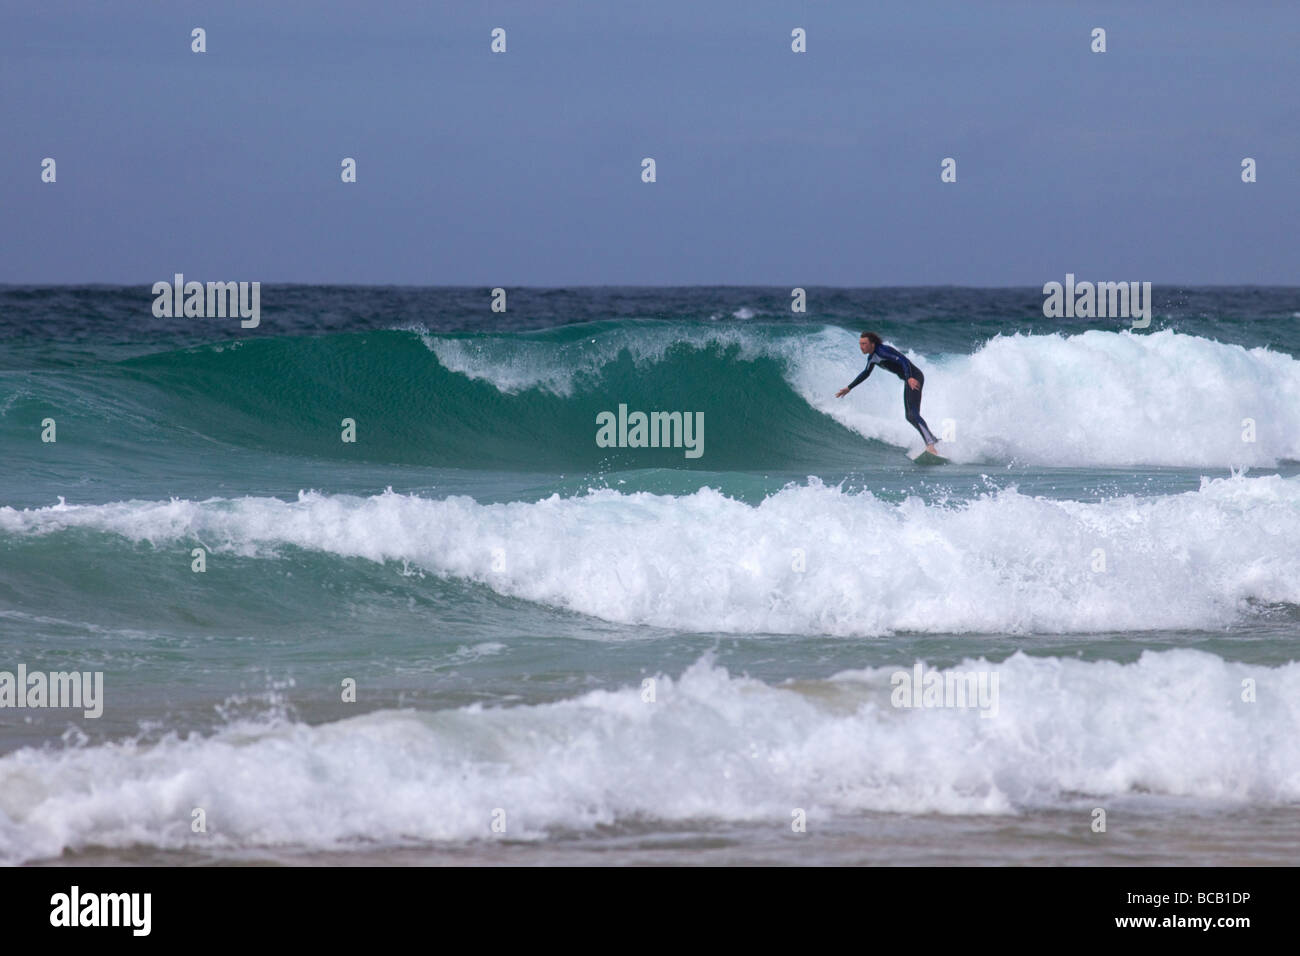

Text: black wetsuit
xmin=846 ymin=343 xmax=938 ymax=446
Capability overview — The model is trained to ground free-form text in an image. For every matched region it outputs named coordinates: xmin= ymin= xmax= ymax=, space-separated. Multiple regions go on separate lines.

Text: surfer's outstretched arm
xmin=835 ymin=364 xmax=872 ymax=397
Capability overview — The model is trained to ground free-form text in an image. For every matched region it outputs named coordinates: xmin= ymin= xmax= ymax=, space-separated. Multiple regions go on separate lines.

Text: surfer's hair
xmin=860 ymin=331 xmax=882 ymax=347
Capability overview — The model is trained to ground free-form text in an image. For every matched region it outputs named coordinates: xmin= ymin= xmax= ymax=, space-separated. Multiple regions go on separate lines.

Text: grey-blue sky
xmin=2 ymin=0 xmax=1297 ymax=285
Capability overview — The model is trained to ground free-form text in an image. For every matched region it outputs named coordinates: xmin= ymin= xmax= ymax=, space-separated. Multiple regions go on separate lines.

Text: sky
xmin=2 ymin=0 xmax=1297 ymax=285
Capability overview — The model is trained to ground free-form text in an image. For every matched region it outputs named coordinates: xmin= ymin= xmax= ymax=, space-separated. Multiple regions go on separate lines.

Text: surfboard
xmin=908 ymin=448 xmax=949 ymax=465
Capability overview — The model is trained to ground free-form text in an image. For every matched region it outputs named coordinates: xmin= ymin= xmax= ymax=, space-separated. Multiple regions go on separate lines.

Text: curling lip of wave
xmin=5 ymin=324 xmax=1294 ymax=470
xmin=2 ymin=473 xmax=1298 ymax=636
xmin=412 ymin=320 xmax=777 ymax=396
xmin=419 ymin=324 xmax=1300 ymax=467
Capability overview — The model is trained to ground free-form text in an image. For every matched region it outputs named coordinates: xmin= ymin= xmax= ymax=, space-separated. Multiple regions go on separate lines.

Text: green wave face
xmin=3 ymin=326 xmax=879 ymax=473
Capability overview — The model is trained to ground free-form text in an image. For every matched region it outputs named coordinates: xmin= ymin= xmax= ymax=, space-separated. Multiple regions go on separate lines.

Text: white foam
xmin=3 ymin=474 xmax=1298 ymax=635
xmin=793 ymin=328 xmax=1300 ymax=467
xmin=416 ymin=324 xmax=1300 ymax=466
xmin=416 ymin=324 xmax=773 ymax=396
xmin=1 ymin=651 xmax=1296 ymax=863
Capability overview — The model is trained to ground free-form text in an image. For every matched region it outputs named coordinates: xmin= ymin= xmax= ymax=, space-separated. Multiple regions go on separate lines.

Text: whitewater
xmin=423 ymin=324 xmax=1300 ymax=468
xmin=2 ymin=472 xmax=1299 ymax=636
xmin=3 ymin=285 xmax=1298 ymax=866
xmin=2 ymin=651 xmax=1297 ymax=865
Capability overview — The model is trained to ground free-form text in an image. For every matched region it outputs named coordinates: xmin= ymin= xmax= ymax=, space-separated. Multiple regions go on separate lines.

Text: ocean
xmin=1 ymin=285 xmax=1298 ymax=866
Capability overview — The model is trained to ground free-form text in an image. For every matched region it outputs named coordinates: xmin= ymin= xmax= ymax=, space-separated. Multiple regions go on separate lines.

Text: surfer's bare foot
xmin=925 ymin=444 xmax=939 ymax=455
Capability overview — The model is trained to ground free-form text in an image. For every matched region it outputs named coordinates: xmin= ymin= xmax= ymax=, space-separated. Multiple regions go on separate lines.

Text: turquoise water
xmin=2 ymin=286 xmax=1299 ymax=865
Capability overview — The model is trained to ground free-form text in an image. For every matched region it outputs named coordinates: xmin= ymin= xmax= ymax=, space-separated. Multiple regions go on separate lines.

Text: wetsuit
xmin=846 ymin=343 xmax=938 ymax=446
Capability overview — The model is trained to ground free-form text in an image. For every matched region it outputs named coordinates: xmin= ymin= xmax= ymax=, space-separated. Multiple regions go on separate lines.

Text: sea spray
xmin=4 ymin=474 xmax=1298 ymax=636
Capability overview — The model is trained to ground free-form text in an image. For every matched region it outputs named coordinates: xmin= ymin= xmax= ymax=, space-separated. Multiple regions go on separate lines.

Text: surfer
xmin=835 ymin=331 xmax=940 ymax=455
